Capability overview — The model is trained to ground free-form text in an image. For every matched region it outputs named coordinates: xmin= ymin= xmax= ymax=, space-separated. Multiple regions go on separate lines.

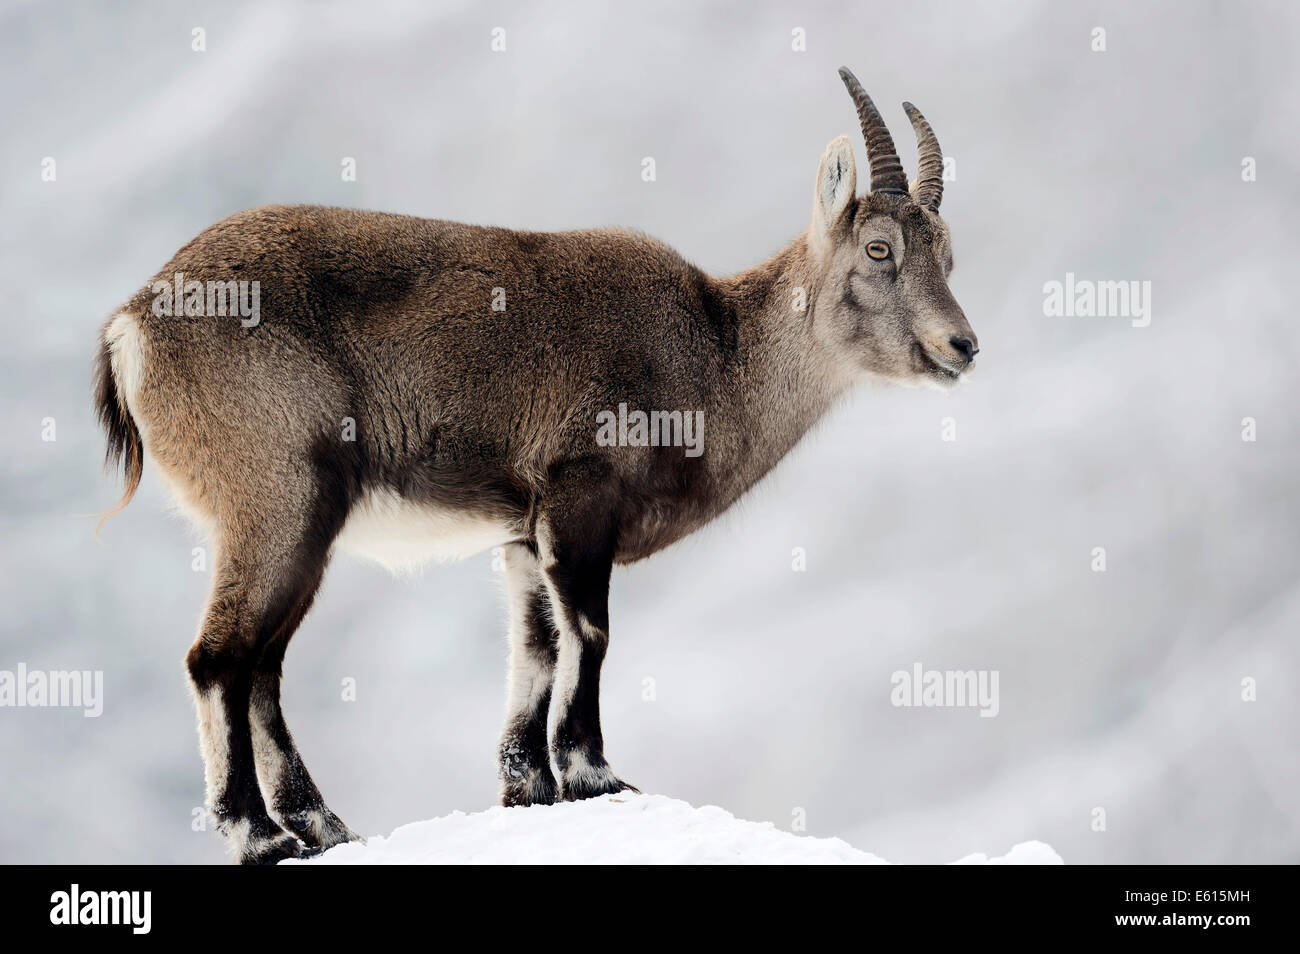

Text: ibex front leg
xmin=498 ymin=542 xmax=559 ymax=806
xmin=536 ymin=465 xmax=637 ymax=800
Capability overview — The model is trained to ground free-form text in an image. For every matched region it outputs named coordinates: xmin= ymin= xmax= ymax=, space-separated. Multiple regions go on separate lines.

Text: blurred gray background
xmin=2 ymin=0 xmax=1297 ymax=863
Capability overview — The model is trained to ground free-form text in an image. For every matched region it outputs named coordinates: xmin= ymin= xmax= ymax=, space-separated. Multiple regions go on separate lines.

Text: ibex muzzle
xmin=94 ymin=68 xmax=978 ymax=863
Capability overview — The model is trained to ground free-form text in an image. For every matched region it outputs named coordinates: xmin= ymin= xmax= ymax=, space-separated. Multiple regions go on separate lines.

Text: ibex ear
xmin=811 ymin=136 xmax=857 ymax=253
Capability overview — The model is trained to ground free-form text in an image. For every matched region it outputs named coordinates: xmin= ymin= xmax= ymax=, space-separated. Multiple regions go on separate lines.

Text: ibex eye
xmin=866 ymin=241 xmax=891 ymax=261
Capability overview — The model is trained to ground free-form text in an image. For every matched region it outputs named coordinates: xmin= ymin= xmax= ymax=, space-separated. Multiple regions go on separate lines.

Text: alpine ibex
xmin=94 ymin=67 xmax=977 ymax=863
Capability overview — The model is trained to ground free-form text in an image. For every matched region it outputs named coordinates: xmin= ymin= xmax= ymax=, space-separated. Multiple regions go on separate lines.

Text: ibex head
xmin=808 ymin=67 xmax=978 ymax=390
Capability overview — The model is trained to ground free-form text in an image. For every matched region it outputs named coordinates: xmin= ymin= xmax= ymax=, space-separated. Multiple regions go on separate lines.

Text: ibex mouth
xmin=917 ymin=344 xmax=965 ymax=381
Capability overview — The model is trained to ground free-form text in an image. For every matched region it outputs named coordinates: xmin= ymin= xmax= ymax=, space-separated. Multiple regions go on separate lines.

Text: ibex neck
xmin=706 ymin=234 xmax=850 ymax=490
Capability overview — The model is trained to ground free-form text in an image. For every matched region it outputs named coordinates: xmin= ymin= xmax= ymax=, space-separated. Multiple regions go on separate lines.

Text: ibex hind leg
xmin=246 ymin=480 xmax=361 ymax=854
xmin=251 ymin=600 xmax=361 ymax=852
xmin=187 ymin=564 xmax=302 ymax=865
xmin=188 ymin=504 xmax=356 ymax=863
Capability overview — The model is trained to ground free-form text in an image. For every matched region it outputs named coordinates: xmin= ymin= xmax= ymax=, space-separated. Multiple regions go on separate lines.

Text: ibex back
xmin=94 ymin=68 xmax=978 ymax=863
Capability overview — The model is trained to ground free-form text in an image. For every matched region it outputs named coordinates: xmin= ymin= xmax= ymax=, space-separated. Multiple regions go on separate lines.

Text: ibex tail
xmin=93 ymin=317 xmax=143 ymax=537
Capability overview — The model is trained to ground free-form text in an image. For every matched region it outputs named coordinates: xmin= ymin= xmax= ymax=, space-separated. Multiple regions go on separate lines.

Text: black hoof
xmin=281 ymin=807 xmax=362 ymax=850
xmin=244 ymin=832 xmax=309 ymax=866
xmin=501 ymin=767 xmax=559 ymax=807
xmin=562 ymin=773 xmax=639 ymax=801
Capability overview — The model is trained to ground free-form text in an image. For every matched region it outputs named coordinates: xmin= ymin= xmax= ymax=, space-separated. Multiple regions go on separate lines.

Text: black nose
xmin=950 ymin=336 xmax=979 ymax=364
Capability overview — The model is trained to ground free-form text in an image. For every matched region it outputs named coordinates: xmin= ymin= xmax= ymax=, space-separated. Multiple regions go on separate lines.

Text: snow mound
xmin=289 ymin=794 xmax=1062 ymax=865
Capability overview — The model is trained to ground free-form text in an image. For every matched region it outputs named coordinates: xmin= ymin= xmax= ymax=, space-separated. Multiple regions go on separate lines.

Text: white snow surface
xmin=288 ymin=794 xmax=1062 ymax=865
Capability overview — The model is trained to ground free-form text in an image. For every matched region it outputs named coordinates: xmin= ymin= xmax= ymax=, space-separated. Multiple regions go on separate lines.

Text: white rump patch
xmin=104 ymin=311 xmax=217 ymax=537
xmin=105 ymin=312 xmax=146 ymax=422
xmin=336 ymin=489 xmax=516 ymax=573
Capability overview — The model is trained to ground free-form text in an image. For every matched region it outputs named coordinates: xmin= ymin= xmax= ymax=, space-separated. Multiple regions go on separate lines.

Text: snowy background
xmin=1 ymin=0 xmax=1298 ymax=863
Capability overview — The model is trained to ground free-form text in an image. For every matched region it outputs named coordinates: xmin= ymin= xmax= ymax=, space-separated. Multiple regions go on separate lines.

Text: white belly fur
xmin=335 ymin=489 xmax=516 ymax=573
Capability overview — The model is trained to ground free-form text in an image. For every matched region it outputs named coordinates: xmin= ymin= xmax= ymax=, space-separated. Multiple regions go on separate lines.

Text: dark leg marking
xmin=251 ymin=619 xmax=360 ymax=852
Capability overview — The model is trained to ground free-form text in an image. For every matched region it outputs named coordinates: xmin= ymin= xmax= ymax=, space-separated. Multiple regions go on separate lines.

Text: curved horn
xmin=903 ymin=101 xmax=944 ymax=211
xmin=837 ymin=66 xmax=908 ymax=195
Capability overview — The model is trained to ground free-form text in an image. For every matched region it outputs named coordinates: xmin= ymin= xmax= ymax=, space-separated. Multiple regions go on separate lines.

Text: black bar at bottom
xmin=1 ymin=864 xmax=1279 ymax=940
